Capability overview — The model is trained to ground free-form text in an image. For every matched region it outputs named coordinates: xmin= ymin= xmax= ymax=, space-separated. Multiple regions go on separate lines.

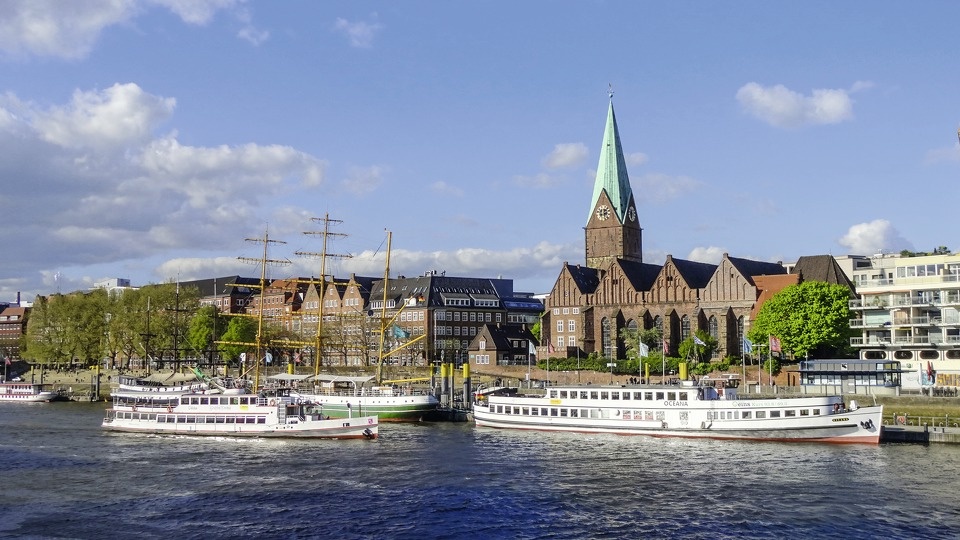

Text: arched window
xmin=708 ymin=316 xmax=718 ymax=339
xmin=680 ymin=315 xmax=690 ymax=341
xmin=654 ymin=316 xmax=663 ymax=334
xmin=601 ymin=317 xmax=613 ymax=359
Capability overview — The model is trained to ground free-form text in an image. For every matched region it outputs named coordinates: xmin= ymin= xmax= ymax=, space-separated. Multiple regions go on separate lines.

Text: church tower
xmin=584 ymin=96 xmax=642 ymax=269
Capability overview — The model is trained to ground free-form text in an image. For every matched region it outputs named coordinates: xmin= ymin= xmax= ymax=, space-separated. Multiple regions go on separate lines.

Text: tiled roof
xmin=727 ymin=256 xmax=786 ymax=286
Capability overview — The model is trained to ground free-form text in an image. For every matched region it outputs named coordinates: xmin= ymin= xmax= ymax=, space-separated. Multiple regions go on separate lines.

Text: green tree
xmin=678 ymin=330 xmax=717 ymax=364
xmin=748 ymin=281 xmax=853 ymax=359
xmin=187 ymin=305 xmax=221 ymax=363
xmin=219 ymin=316 xmax=258 ymax=363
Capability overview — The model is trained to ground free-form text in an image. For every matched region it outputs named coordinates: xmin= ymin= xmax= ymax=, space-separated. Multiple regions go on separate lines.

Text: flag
xmin=548 ymin=340 xmax=555 ymax=354
xmin=391 ymin=325 xmax=410 ymax=339
xmin=265 ymin=352 xmax=273 ymax=364
xmin=769 ymin=336 xmax=781 ymax=353
xmin=742 ymin=337 xmax=753 ymax=354
xmin=693 ymin=336 xmax=706 ymax=346
xmin=638 ymin=342 xmax=649 ymax=358
xmin=294 ymin=351 xmax=302 ymax=365
xmin=662 ymin=337 xmax=669 ymax=354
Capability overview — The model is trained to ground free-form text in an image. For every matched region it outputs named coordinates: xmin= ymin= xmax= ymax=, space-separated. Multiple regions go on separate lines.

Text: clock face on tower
xmin=596 ymin=205 xmax=611 ymax=221
xmin=627 ymin=207 xmax=636 ymax=222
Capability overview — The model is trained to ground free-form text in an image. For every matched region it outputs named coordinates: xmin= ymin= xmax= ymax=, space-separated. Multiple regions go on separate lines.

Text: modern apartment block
xmin=848 ymin=252 xmax=960 ymax=390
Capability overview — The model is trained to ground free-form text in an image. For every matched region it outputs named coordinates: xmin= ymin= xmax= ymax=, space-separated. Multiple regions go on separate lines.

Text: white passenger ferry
xmin=102 ymin=391 xmax=378 ymax=439
xmin=0 ymin=382 xmax=60 ymax=403
xmin=473 ymin=383 xmax=883 ymax=444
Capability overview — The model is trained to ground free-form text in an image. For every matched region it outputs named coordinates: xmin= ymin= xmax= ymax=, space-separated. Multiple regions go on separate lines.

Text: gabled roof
xmin=589 ymin=99 xmax=633 ymax=224
xmin=669 ymin=256 xmax=717 ymax=289
xmin=476 ymin=323 xmax=538 ymax=350
xmin=618 ymin=259 xmax=662 ymax=291
xmin=791 ymin=255 xmax=857 ymax=294
xmin=727 ymin=255 xmax=786 ymax=286
xmin=565 ymin=263 xmax=601 ymax=294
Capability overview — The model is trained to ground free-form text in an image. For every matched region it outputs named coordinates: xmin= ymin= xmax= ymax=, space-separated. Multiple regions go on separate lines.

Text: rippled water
xmin=2 ymin=402 xmax=959 ymax=539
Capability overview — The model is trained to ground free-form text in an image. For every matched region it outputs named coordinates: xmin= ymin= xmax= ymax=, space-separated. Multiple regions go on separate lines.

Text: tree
xmin=748 ymin=281 xmax=853 ymax=359
xmin=218 ymin=316 xmax=257 ymax=363
xmin=678 ymin=330 xmax=717 ymax=364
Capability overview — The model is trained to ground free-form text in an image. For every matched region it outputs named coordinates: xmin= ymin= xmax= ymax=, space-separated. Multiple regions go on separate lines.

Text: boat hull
xmin=474 ymin=385 xmax=883 ymax=444
xmin=102 ymin=393 xmax=378 ymax=439
xmin=293 ymin=393 xmax=439 ymax=422
xmin=0 ymin=383 xmax=59 ymax=403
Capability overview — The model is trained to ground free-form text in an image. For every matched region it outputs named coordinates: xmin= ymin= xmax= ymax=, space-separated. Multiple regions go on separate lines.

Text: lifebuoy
xmin=269 ymin=399 xmax=276 ymax=407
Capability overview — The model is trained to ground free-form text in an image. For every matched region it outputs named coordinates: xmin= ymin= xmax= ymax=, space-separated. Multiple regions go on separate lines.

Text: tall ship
xmin=293 ymin=226 xmax=439 ymax=422
xmin=0 ymin=382 xmax=60 ymax=403
xmin=292 ymin=374 xmax=438 ymax=422
xmin=473 ymin=381 xmax=883 ymax=444
xmin=102 ymin=389 xmax=378 ymax=439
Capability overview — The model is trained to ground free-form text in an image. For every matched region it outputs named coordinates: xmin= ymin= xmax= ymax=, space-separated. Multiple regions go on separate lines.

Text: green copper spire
xmin=588 ymin=97 xmax=632 ymax=223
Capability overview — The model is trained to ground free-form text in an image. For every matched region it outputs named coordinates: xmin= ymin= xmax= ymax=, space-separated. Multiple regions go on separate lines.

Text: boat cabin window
xmin=644 ymin=392 xmax=653 ymax=401
xmin=522 ymin=407 xmax=529 ymax=415
xmin=600 ymin=392 xmax=609 ymax=400
xmin=800 ymin=409 xmax=809 ymax=416
xmin=230 ymin=397 xmax=240 ymax=405
xmin=570 ymin=409 xmax=579 ymax=418
xmin=679 ymin=392 xmax=689 ymax=401
xmin=770 ymin=411 xmax=781 ymax=418
xmin=655 ymin=392 xmax=664 ymax=400
xmin=580 ymin=391 xmax=589 ymax=399
xmin=560 ymin=409 xmax=568 ymax=417
xmin=742 ymin=411 xmax=751 ymax=419
xmin=610 ymin=392 xmax=620 ymax=400
xmin=531 ymin=407 xmax=539 ymax=416
xmin=812 ymin=409 xmax=820 ymax=416
xmin=590 ymin=391 xmax=599 ymax=400
xmin=550 ymin=408 xmax=559 ymax=417
xmin=200 ymin=397 xmax=209 ymax=405
xmin=667 ymin=392 xmax=676 ymax=401
xmin=785 ymin=410 xmax=796 ymax=417
xmin=756 ymin=411 xmax=766 ymax=419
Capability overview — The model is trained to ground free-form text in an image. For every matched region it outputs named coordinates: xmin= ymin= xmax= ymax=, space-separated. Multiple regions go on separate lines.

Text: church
xmin=541 ymin=97 xmax=792 ymax=362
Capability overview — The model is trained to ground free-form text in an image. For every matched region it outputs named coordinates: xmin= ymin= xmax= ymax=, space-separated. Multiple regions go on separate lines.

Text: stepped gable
xmin=727 ymin=256 xmax=787 ymax=285
xmin=618 ymin=259 xmax=662 ymax=291
xmin=791 ymin=255 xmax=857 ymax=296
xmin=669 ymin=257 xmax=717 ymax=289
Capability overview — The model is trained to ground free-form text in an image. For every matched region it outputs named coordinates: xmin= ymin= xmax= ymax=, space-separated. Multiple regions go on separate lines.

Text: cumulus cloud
xmin=334 ymin=17 xmax=383 ymax=48
xmin=838 ymin=219 xmax=913 ymax=255
xmin=514 ymin=173 xmax=559 ymax=189
xmin=625 ymin=152 xmax=648 ymax=166
xmin=0 ymin=83 xmax=327 ymax=285
xmin=0 ymin=0 xmax=240 ymax=59
xmin=430 ymin=180 xmax=464 ymax=197
xmin=736 ymin=82 xmax=855 ymax=128
xmin=686 ymin=246 xmax=726 ymax=264
xmin=341 ymin=165 xmax=385 ymax=195
xmin=635 ymin=172 xmax=703 ymax=203
xmin=542 ymin=142 xmax=588 ymax=169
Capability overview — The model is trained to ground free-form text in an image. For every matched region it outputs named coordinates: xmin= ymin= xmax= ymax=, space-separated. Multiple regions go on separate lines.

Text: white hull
xmin=0 ymin=383 xmax=59 ymax=403
xmin=292 ymin=391 xmax=439 ymax=421
xmin=103 ymin=393 xmax=378 ymax=439
xmin=474 ymin=384 xmax=882 ymax=444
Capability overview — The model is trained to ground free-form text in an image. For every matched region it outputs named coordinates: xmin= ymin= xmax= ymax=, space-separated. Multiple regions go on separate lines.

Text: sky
xmin=2 ymin=1 xmax=959 ymax=302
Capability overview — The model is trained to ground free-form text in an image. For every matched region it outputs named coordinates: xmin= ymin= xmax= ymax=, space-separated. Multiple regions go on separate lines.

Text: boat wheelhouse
xmin=0 ymin=382 xmax=60 ymax=402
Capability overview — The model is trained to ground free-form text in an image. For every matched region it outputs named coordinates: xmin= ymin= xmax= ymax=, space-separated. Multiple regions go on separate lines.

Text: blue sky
xmin=2 ymin=1 xmax=959 ymax=301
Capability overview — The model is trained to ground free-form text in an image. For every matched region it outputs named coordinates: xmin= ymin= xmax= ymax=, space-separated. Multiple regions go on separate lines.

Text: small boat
xmin=291 ymin=374 xmax=439 ymax=422
xmin=473 ymin=382 xmax=883 ymax=444
xmin=0 ymin=381 xmax=60 ymax=403
xmin=102 ymin=389 xmax=378 ymax=439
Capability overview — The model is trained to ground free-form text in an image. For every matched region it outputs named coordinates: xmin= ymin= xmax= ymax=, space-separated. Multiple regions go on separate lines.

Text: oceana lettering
xmin=663 ymin=400 xmax=688 ymax=406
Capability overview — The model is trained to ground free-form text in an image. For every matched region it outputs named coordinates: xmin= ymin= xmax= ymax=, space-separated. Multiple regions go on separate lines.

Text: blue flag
xmin=391 ymin=325 xmax=410 ymax=339
xmin=742 ymin=337 xmax=753 ymax=354
xmin=693 ymin=336 xmax=706 ymax=346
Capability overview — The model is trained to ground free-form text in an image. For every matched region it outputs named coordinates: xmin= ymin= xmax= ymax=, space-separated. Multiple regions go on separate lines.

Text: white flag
xmin=639 ymin=342 xmax=649 ymax=357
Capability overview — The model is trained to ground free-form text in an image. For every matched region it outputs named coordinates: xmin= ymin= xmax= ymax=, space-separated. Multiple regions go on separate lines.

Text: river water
xmin=1 ymin=402 xmax=959 ymax=539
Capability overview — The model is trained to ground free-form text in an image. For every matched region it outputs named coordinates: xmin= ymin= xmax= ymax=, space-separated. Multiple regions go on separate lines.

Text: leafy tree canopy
xmin=748 ymin=281 xmax=853 ymax=359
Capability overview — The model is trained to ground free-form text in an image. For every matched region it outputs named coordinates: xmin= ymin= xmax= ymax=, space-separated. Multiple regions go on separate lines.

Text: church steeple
xmin=584 ymin=94 xmax=642 ymax=269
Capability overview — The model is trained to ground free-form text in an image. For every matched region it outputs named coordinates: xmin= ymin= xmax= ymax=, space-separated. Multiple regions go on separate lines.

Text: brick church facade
xmin=541 ymin=98 xmax=789 ymax=361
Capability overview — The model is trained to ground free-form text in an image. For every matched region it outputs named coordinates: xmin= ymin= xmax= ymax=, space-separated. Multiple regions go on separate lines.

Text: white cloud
xmin=838 ymin=219 xmax=913 ymax=255
xmin=736 ymin=82 xmax=854 ymax=128
xmin=542 ymin=142 xmax=588 ymax=169
xmin=341 ymin=165 xmax=384 ymax=195
xmin=0 ymin=0 xmax=240 ymax=59
xmin=635 ymin=172 xmax=702 ymax=203
xmin=687 ymin=246 xmax=726 ymax=264
xmin=334 ymin=17 xmax=383 ymax=48
xmin=0 ymin=83 xmax=328 ymax=283
xmin=514 ymin=173 xmax=559 ymax=189
xmin=625 ymin=152 xmax=648 ymax=166
xmin=430 ymin=181 xmax=464 ymax=197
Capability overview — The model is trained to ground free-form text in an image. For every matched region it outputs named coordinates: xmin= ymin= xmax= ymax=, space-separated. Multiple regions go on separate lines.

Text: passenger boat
xmin=473 ymin=382 xmax=883 ymax=444
xmin=102 ymin=390 xmax=378 ymax=439
xmin=110 ymin=371 xmax=248 ymax=409
xmin=0 ymin=382 xmax=60 ymax=403
xmin=291 ymin=374 xmax=439 ymax=422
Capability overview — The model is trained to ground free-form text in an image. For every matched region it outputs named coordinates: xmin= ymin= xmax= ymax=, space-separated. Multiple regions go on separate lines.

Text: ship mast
xmin=375 ymin=230 xmax=392 ymax=385
xmin=238 ymin=228 xmax=290 ymax=392
xmin=296 ymin=214 xmax=351 ymax=377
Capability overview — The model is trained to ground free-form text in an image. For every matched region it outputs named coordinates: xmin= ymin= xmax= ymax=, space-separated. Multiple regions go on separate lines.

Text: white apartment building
xmin=848 ymin=252 xmax=960 ymax=390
